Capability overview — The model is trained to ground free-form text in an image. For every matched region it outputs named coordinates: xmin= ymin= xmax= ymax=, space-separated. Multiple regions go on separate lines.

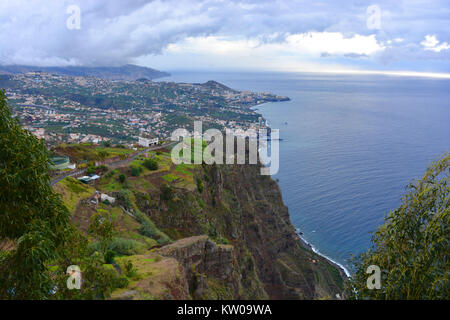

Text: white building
xmin=101 ymin=193 xmax=115 ymax=204
xmin=138 ymin=137 xmax=159 ymax=147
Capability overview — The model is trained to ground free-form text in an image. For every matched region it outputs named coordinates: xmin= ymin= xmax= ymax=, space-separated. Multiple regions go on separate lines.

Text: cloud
xmin=167 ymin=32 xmax=384 ymax=57
xmin=421 ymin=35 xmax=450 ymax=52
xmin=0 ymin=0 xmax=449 ymax=73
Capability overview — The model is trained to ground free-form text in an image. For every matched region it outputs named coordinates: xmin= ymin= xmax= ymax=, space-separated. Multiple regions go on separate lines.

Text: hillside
xmin=53 ymin=146 xmax=345 ymax=299
xmin=0 ymin=64 xmax=170 ymax=81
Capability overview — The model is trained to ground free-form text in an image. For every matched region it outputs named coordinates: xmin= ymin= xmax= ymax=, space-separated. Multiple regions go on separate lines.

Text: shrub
xmin=109 ymin=237 xmax=145 ymax=255
xmin=112 ymin=276 xmax=129 ymax=289
xmin=116 ymin=189 xmax=133 ymax=208
xmin=131 ymin=166 xmax=140 ymax=177
xmin=143 ymin=158 xmax=158 ymax=171
xmin=97 ymin=165 xmax=109 ymax=172
xmin=104 ymin=250 xmax=115 ymax=264
xmin=124 ymin=260 xmax=137 ymax=278
xmin=118 ymin=173 xmax=126 ymax=183
xmin=196 ymin=177 xmax=204 ymax=193
xmin=105 ymin=170 xmax=115 ymax=178
xmin=86 ymin=165 xmax=96 ymax=175
xmin=89 ymin=237 xmax=145 ymax=256
xmin=160 ymin=184 xmax=173 ymax=201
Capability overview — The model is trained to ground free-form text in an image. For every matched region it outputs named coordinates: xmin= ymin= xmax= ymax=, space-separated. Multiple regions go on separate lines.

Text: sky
xmin=1 ymin=0 xmax=450 ymax=77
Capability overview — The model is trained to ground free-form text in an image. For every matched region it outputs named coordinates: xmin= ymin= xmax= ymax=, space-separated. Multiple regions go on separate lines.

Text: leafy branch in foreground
xmin=345 ymin=153 xmax=449 ymax=300
xmin=0 ymin=90 xmax=121 ymax=299
xmin=0 ymin=89 xmax=74 ymax=299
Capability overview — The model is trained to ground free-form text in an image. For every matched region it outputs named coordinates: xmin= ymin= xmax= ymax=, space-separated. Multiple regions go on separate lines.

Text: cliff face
xmin=133 ymin=162 xmax=345 ymax=299
xmin=59 ymin=150 xmax=344 ymax=299
xmin=158 ymin=235 xmax=242 ymax=299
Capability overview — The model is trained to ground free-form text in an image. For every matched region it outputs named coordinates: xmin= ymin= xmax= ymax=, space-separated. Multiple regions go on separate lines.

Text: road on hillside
xmin=50 ymin=142 xmax=175 ymax=186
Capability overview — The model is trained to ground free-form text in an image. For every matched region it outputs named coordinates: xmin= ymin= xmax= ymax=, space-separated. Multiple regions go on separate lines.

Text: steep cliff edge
xmin=132 ymin=160 xmax=345 ymax=299
xmin=55 ymin=149 xmax=345 ymax=299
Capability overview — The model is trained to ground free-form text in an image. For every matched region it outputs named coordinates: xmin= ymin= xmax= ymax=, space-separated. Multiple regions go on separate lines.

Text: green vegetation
xmin=130 ymin=165 xmax=142 ymax=177
xmin=0 ymin=90 xmax=73 ymax=299
xmin=54 ymin=143 xmax=135 ymax=163
xmin=196 ymin=177 xmax=204 ymax=193
xmin=0 ymin=90 xmax=136 ymax=299
xmin=160 ymin=184 xmax=174 ymax=201
xmin=54 ymin=177 xmax=95 ymax=213
xmin=108 ymin=237 xmax=147 ymax=256
xmin=88 ymin=210 xmax=114 ymax=257
xmin=116 ymin=190 xmax=170 ymax=245
xmin=345 ymin=153 xmax=449 ymax=300
xmin=143 ymin=158 xmax=158 ymax=171
xmin=176 ymin=164 xmax=193 ymax=176
xmin=162 ymin=173 xmax=178 ymax=182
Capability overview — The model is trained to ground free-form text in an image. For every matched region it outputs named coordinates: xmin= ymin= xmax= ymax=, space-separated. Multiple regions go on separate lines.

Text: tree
xmin=0 ymin=90 xmax=127 ymax=300
xmin=0 ymin=90 xmax=72 ymax=299
xmin=345 ymin=153 xmax=449 ymax=300
xmin=88 ymin=210 xmax=114 ymax=256
xmin=143 ymin=158 xmax=158 ymax=171
xmin=98 ymin=150 xmax=109 ymax=161
xmin=130 ymin=165 xmax=141 ymax=177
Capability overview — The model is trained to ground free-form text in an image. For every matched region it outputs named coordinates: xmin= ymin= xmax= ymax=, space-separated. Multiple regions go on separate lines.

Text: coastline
xmin=252 ymin=101 xmax=352 ymax=279
xmin=295 ymin=228 xmax=351 ymax=278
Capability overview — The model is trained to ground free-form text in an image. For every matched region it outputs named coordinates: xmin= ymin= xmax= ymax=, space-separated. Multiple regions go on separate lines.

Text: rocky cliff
xmin=56 ymin=149 xmax=345 ymax=299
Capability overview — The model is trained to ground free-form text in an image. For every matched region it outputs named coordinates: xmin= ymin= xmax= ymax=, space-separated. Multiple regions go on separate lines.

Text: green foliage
xmin=162 ymin=173 xmax=178 ymax=182
xmin=88 ymin=211 xmax=114 ymax=256
xmin=52 ymin=236 xmax=122 ymax=300
xmin=86 ymin=165 xmax=96 ymax=175
xmin=64 ymin=177 xmax=89 ymax=194
xmin=0 ymin=91 xmax=130 ymax=300
xmin=0 ymin=90 xmax=73 ymax=299
xmin=87 ymin=164 xmax=108 ymax=175
xmin=104 ymin=170 xmax=116 ymax=178
xmin=124 ymin=260 xmax=137 ymax=278
xmin=89 ymin=237 xmax=145 ymax=256
xmin=118 ymin=173 xmax=126 ymax=183
xmin=130 ymin=165 xmax=141 ymax=177
xmin=116 ymin=190 xmax=170 ymax=245
xmin=345 ymin=154 xmax=449 ymax=300
xmin=160 ymin=183 xmax=173 ymax=201
xmin=196 ymin=177 xmax=204 ymax=193
xmin=104 ymin=250 xmax=116 ymax=264
xmin=143 ymin=158 xmax=158 ymax=171
xmin=98 ymin=150 xmax=109 ymax=160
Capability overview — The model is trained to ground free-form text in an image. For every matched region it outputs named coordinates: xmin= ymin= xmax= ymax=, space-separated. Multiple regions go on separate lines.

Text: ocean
xmin=158 ymin=71 xmax=450 ymax=272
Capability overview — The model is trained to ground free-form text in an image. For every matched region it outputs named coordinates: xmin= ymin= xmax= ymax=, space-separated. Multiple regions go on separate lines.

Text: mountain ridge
xmin=0 ymin=64 xmax=170 ymax=81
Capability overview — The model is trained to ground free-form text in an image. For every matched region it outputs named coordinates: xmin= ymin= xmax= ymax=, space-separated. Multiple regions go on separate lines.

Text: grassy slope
xmin=53 ymin=148 xmax=344 ymax=299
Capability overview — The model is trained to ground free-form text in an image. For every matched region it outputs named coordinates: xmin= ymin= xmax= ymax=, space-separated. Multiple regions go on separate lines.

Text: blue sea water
xmin=159 ymin=71 xmax=450 ymax=272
